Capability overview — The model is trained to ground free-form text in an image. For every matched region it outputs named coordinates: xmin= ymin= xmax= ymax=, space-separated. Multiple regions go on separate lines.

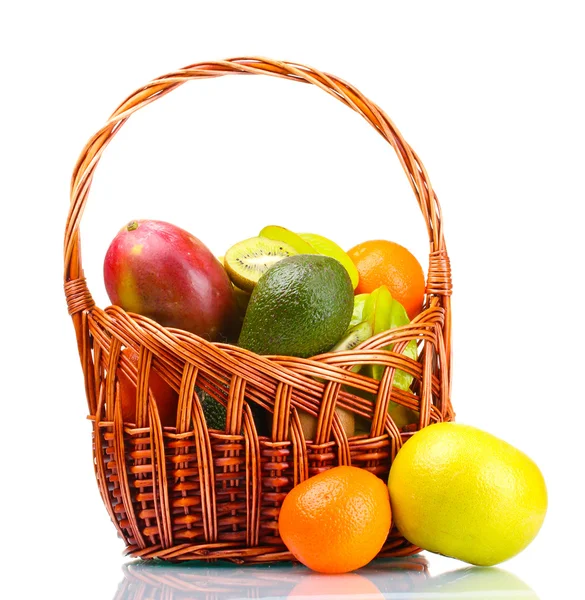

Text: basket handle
xmin=64 ymin=57 xmax=452 ymax=354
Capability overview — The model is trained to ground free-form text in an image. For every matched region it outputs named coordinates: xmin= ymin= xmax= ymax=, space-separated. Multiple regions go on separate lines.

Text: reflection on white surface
xmin=113 ymin=555 xmax=539 ymax=599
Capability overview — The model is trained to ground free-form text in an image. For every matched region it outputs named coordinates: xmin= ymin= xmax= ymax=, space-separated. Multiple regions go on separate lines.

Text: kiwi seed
xmin=224 ymin=236 xmax=298 ymax=292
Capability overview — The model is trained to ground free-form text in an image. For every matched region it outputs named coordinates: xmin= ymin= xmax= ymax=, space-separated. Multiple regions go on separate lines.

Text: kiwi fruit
xmin=224 ymin=236 xmax=298 ymax=292
xmin=298 ymin=407 xmax=355 ymax=440
xmin=330 ymin=321 xmax=373 ymax=352
xmin=267 ymin=407 xmax=356 ymax=440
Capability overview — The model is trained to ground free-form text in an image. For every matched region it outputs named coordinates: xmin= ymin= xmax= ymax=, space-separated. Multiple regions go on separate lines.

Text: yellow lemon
xmin=388 ymin=422 xmax=547 ymax=566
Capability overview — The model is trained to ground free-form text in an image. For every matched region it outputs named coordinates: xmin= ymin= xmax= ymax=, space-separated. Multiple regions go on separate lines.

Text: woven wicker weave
xmin=64 ymin=57 xmax=454 ymax=563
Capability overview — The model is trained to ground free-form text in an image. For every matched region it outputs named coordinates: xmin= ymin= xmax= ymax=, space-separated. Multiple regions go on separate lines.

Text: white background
xmin=1 ymin=1 xmax=583 ymax=598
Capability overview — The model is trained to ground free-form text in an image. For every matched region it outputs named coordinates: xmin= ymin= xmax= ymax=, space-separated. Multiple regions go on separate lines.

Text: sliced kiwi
xmin=330 ymin=321 xmax=373 ymax=352
xmin=224 ymin=236 xmax=298 ymax=292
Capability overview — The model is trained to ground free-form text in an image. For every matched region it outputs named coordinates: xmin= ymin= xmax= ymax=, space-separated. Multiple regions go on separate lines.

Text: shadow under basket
xmin=64 ymin=57 xmax=454 ymax=563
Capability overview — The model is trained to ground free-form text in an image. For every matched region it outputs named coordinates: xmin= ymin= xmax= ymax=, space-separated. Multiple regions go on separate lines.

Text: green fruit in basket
xmin=224 ymin=236 xmax=298 ymax=293
xmin=336 ymin=287 xmax=420 ymax=433
xmin=238 ymin=254 xmax=354 ymax=358
xmin=232 ymin=284 xmax=251 ymax=310
xmin=362 ymin=285 xmax=417 ymax=390
xmin=388 ymin=423 xmax=548 ymax=566
xmin=349 ymin=293 xmax=370 ymax=328
xmin=259 ymin=225 xmax=359 ymax=289
xmin=220 ymin=256 xmax=252 ymax=316
xmin=337 ymin=287 xmax=417 ymax=391
xmin=197 ymin=386 xmax=227 ymax=431
xmin=298 ymin=406 xmax=356 ymax=440
xmin=298 ymin=232 xmax=360 ymax=289
xmin=103 ymin=219 xmax=238 ymax=342
xmin=330 ymin=321 xmax=373 ymax=352
xmin=230 ymin=284 xmax=251 ymax=337
xmin=259 ymin=225 xmax=315 ymax=253
xmin=363 ymin=285 xmax=395 ymax=335
xmin=197 ymin=386 xmax=268 ymax=435
xmin=350 ymin=389 xmax=418 ymax=434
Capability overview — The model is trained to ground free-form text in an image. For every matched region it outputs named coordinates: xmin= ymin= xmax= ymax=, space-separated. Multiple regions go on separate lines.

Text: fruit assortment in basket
xmin=103 ymin=219 xmax=426 ymax=436
xmin=102 ymin=217 xmax=548 ymax=574
xmin=65 ymin=58 xmax=548 ymax=573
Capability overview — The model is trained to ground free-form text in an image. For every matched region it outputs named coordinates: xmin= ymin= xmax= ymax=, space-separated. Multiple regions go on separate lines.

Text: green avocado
xmin=197 ymin=386 xmax=227 ymax=431
xmin=196 ymin=386 xmax=270 ymax=436
xmin=238 ymin=254 xmax=354 ymax=358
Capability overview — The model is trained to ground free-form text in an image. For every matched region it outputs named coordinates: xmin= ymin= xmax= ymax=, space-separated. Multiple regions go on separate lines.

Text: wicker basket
xmin=64 ymin=57 xmax=454 ymax=563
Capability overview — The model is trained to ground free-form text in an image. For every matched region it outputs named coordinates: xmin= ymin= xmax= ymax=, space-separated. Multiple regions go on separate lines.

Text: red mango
xmin=104 ymin=219 xmax=238 ymax=341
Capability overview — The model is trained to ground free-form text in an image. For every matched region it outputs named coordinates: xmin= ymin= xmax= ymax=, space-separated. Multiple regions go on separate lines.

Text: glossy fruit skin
xmin=259 ymin=225 xmax=359 ymax=289
xmin=278 ymin=466 xmax=391 ymax=574
xmin=238 ymin=254 xmax=354 ymax=358
xmin=118 ymin=348 xmax=179 ymax=426
xmin=298 ymin=232 xmax=360 ymax=289
xmin=388 ymin=423 xmax=548 ymax=566
xmin=104 ymin=220 xmax=237 ymax=341
xmin=347 ymin=239 xmax=426 ymax=320
xmin=259 ymin=225 xmax=315 ymax=254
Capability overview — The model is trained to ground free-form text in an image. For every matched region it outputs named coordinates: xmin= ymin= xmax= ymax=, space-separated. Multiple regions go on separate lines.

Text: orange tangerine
xmin=278 ymin=466 xmax=391 ymax=574
xmin=347 ymin=239 xmax=425 ymax=319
